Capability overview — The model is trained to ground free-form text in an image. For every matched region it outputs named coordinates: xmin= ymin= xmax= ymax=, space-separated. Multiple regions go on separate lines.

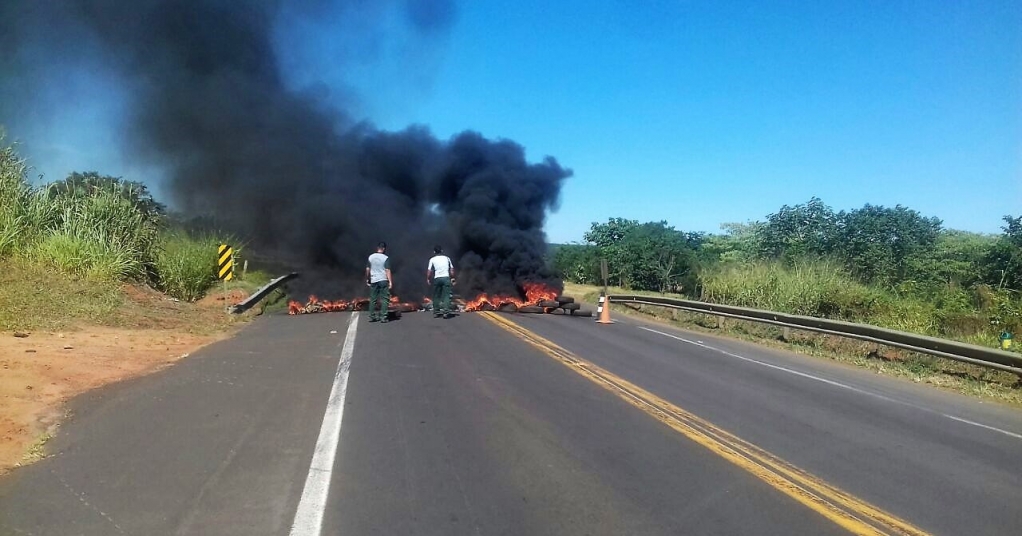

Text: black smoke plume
xmin=0 ymin=0 xmax=569 ymax=300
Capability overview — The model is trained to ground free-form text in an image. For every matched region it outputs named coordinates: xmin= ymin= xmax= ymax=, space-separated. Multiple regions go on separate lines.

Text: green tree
xmin=584 ymin=218 xmax=641 ymax=287
xmin=702 ymin=221 xmax=765 ymax=265
xmin=907 ymin=230 xmax=996 ymax=289
xmin=551 ymin=243 xmax=600 ymax=284
xmin=48 ymin=171 xmax=166 ymax=219
xmin=985 ymin=215 xmax=1022 ymax=290
xmin=759 ymin=197 xmax=838 ymax=261
xmin=583 ymin=217 xmax=639 ymax=247
xmin=837 ymin=204 xmax=942 ymax=286
xmin=583 ymin=218 xmax=698 ymax=292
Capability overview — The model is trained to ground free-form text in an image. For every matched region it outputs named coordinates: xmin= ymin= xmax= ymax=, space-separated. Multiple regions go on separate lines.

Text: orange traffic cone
xmin=595 ymin=294 xmax=615 ymax=324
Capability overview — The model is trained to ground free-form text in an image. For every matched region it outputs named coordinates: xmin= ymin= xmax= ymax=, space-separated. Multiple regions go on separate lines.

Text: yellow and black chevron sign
xmin=218 ymin=244 xmax=234 ymax=281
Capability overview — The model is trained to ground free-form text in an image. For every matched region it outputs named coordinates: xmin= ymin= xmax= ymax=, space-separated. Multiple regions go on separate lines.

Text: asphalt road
xmin=1 ymin=309 xmax=1020 ymax=535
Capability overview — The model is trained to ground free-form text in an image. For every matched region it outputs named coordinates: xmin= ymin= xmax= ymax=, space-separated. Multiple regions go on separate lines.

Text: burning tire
xmin=497 ymin=303 xmax=519 ymax=313
xmin=539 ymin=300 xmax=560 ymax=309
xmin=556 ymin=296 xmax=574 ymax=304
xmin=518 ymin=305 xmax=544 ymax=314
xmin=561 ymin=302 xmax=581 ymax=311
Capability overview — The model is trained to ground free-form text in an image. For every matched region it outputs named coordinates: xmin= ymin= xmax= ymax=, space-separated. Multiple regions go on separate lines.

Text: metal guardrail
xmin=608 ymin=294 xmax=1022 ymax=375
xmin=230 ymin=272 xmax=300 ymax=314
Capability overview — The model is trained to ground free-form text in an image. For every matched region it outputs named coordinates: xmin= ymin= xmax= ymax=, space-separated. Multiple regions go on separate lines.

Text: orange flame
xmin=463 ymin=294 xmax=520 ymax=312
xmin=523 ymin=282 xmax=559 ymax=304
xmin=464 ymin=282 xmax=559 ymax=312
xmin=289 ymin=295 xmax=431 ymax=315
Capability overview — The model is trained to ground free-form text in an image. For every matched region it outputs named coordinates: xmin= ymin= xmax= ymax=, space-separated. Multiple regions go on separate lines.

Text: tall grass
xmin=700 ymin=260 xmax=1019 ymax=345
xmin=0 ymin=136 xmax=32 ymax=257
xmin=701 ymin=261 xmax=888 ymax=319
xmin=27 ymin=185 xmax=161 ymax=280
xmin=155 ymin=232 xmax=221 ymax=302
xmin=1 ymin=135 xmax=232 ymax=301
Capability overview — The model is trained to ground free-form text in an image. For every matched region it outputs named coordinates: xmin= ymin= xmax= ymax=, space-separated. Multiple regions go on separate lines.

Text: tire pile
xmin=493 ymin=296 xmax=592 ymax=317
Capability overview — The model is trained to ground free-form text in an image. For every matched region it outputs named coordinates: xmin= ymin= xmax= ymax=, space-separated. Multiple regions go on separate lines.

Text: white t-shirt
xmin=428 ymin=255 xmax=453 ymax=279
xmin=367 ymin=252 xmax=390 ymax=283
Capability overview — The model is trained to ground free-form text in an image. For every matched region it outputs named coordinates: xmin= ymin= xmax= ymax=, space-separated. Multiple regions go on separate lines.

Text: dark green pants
xmin=432 ymin=277 xmax=452 ymax=315
xmin=369 ymin=281 xmax=390 ymax=320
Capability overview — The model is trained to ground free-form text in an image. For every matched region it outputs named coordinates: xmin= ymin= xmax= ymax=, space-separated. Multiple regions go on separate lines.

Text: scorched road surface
xmin=0 ymin=310 xmax=1018 ymax=535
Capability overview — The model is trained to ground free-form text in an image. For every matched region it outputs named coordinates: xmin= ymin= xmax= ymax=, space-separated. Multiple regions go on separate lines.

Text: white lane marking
xmin=638 ymin=326 xmax=1022 ymax=441
xmin=290 ymin=313 xmax=360 ymax=536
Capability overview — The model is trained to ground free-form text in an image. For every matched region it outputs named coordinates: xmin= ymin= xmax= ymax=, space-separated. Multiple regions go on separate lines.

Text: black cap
xmin=377 ymin=242 xmax=387 ymax=250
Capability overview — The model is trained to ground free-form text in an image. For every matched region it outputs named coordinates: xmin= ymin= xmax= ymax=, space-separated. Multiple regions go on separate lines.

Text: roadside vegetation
xmin=553 ymin=199 xmax=1022 ymax=402
xmin=0 ymin=133 xmax=273 ymax=332
xmin=2 ymin=132 xmax=290 ymax=472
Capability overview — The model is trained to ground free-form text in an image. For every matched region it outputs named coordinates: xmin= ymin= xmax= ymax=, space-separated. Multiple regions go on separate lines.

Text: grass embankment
xmin=1 ymin=133 xmax=286 ymax=319
xmin=0 ymin=134 xmax=287 ymax=472
xmin=563 ymin=277 xmax=1022 ymax=406
xmin=0 ymin=257 xmax=277 ymax=333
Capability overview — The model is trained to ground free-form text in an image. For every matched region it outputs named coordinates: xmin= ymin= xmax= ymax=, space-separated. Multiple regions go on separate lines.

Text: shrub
xmin=155 ymin=232 xmax=222 ymax=301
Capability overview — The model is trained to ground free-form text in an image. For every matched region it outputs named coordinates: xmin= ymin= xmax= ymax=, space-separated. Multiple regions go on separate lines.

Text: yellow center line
xmin=480 ymin=312 xmax=932 ymax=536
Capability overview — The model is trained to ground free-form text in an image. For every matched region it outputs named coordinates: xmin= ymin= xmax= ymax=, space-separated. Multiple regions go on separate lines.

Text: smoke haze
xmin=0 ymin=0 xmax=569 ymax=299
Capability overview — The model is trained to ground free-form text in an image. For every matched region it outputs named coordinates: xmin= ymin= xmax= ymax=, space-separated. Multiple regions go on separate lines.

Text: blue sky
xmin=365 ymin=0 xmax=1021 ymax=243
xmin=15 ymin=0 xmax=1022 ymax=243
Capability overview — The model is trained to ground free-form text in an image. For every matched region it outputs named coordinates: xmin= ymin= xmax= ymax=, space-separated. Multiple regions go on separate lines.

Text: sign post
xmin=600 ymin=258 xmax=609 ymax=296
xmin=218 ymin=244 xmax=235 ymax=311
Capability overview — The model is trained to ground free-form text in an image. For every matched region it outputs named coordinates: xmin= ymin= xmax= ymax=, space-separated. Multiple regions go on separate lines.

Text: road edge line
xmin=289 ymin=312 xmax=360 ymax=536
xmin=638 ymin=326 xmax=1022 ymax=441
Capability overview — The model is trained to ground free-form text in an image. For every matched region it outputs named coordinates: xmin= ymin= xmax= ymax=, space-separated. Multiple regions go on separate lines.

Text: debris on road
xmin=458 ymin=287 xmax=592 ymax=318
xmin=288 ymin=295 xmax=424 ymax=315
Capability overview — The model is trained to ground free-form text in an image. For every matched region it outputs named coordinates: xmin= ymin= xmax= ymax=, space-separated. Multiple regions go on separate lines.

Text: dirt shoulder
xmin=0 ymin=282 xmax=260 ymax=474
xmin=0 ymin=327 xmax=228 ymax=472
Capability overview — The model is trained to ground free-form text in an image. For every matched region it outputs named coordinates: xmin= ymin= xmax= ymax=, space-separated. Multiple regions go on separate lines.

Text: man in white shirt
xmin=427 ymin=245 xmax=455 ymax=318
xmin=365 ymin=242 xmax=393 ymax=323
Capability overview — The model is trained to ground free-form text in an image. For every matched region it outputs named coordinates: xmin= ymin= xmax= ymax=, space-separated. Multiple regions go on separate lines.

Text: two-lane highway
xmin=495 ymin=311 xmax=1022 ymax=535
xmin=1 ymin=310 xmax=1019 ymax=535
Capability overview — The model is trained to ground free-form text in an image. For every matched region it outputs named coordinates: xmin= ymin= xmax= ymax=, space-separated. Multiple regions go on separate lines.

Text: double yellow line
xmin=481 ymin=312 xmax=931 ymax=536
